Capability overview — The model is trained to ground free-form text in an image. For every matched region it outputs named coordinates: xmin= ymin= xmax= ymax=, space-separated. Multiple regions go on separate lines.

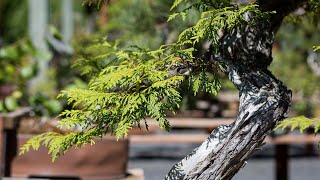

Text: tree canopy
xmin=20 ymin=0 xmax=320 ymax=164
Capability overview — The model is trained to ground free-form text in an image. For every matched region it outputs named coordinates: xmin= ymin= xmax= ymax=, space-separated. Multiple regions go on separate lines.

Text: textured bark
xmin=165 ymin=1 xmax=307 ymax=179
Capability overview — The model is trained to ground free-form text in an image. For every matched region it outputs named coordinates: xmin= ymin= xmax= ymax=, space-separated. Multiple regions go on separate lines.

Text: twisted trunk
xmin=165 ymin=0 xmax=307 ymax=179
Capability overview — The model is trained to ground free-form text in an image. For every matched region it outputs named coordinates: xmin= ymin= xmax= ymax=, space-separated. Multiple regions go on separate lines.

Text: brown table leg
xmin=275 ymin=144 xmax=288 ymax=180
xmin=3 ymin=129 xmax=17 ymax=177
xmin=0 ymin=116 xmax=4 ymax=177
xmin=0 ymin=107 xmax=30 ymax=178
xmin=305 ymin=128 xmax=315 ymax=156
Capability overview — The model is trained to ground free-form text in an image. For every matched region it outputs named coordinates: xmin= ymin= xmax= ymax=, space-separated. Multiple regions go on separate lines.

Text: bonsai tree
xmin=21 ymin=0 xmax=320 ymax=179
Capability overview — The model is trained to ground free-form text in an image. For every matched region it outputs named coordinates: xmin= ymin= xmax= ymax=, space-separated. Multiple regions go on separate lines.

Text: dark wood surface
xmin=0 ymin=108 xmax=31 ymax=177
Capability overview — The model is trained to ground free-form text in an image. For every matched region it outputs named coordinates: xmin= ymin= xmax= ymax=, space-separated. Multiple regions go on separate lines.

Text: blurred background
xmin=0 ymin=0 xmax=320 ymax=180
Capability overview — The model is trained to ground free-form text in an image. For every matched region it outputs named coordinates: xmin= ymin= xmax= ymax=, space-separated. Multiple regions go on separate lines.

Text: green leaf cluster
xmin=82 ymin=0 xmax=106 ymax=9
xmin=73 ymin=37 xmax=121 ymax=77
xmin=21 ymin=42 xmax=192 ymax=161
xmin=169 ymin=3 xmax=273 ymax=50
xmin=0 ymin=39 xmax=38 ymax=84
xmin=275 ymin=116 xmax=320 ymax=134
xmin=20 ymin=1 xmax=273 ymax=161
xmin=170 ymin=0 xmax=231 ymax=12
xmin=191 ymin=71 xmax=221 ymax=96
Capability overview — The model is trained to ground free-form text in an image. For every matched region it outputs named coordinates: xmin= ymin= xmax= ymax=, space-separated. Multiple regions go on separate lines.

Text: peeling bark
xmin=164 ymin=0 xmax=308 ymax=179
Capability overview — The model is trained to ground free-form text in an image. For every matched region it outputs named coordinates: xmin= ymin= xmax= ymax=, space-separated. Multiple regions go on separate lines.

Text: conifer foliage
xmin=19 ymin=0 xmax=305 ymax=162
xmin=276 ymin=116 xmax=320 ymax=134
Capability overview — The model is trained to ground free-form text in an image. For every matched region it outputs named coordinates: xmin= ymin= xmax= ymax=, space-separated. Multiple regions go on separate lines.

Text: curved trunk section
xmin=165 ymin=10 xmax=293 ymax=180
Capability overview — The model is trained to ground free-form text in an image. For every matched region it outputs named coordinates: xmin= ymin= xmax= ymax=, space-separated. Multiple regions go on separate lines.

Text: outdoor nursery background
xmin=0 ymin=0 xmax=320 ymax=180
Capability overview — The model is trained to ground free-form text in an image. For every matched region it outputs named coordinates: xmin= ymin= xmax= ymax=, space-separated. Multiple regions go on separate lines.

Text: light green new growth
xmin=20 ymin=0 xmax=272 ymax=161
xmin=275 ymin=116 xmax=320 ymax=134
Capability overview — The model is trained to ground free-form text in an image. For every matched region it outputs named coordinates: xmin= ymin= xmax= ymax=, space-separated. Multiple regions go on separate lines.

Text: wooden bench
xmin=129 ymin=117 xmax=320 ymax=180
xmin=130 ymin=133 xmax=320 ymax=145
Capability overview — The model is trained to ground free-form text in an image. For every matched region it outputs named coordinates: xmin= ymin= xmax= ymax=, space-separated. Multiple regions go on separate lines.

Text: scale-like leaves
xmin=275 ymin=116 xmax=320 ymax=134
xmin=170 ymin=0 xmax=186 ymax=10
xmin=191 ymin=71 xmax=221 ymax=96
xmin=20 ymin=0 xmax=273 ymax=160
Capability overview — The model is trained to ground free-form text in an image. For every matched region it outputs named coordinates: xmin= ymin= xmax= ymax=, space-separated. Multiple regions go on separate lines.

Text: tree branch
xmin=258 ymin=0 xmax=308 ymax=29
xmin=163 ymin=0 xmax=308 ymax=179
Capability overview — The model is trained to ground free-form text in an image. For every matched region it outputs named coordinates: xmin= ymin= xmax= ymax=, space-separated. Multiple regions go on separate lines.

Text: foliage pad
xmin=276 ymin=116 xmax=320 ymax=134
xmin=20 ymin=1 xmax=273 ymax=161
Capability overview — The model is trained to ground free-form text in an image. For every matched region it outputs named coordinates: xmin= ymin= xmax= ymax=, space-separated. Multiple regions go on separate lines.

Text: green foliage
xmin=170 ymin=0 xmax=231 ymax=11
xmin=0 ymin=39 xmax=38 ymax=84
xmin=82 ymin=0 xmax=106 ymax=9
xmin=191 ymin=71 xmax=221 ymax=96
xmin=0 ymin=39 xmax=39 ymax=113
xmin=272 ymin=10 xmax=320 ymax=136
xmin=21 ymin=43 xmax=191 ymax=160
xmin=170 ymin=3 xmax=273 ymax=50
xmin=19 ymin=131 xmax=96 ymax=161
xmin=0 ymin=0 xmax=28 ymax=43
xmin=275 ymin=116 xmax=320 ymax=134
xmin=20 ymin=1 xmax=274 ymax=161
xmin=105 ymin=0 xmax=192 ymax=50
xmin=308 ymin=0 xmax=320 ymax=22
xmin=29 ymin=72 xmax=64 ymax=117
xmin=72 ymin=36 xmax=121 ymax=77
xmin=271 ymin=16 xmax=320 ymax=96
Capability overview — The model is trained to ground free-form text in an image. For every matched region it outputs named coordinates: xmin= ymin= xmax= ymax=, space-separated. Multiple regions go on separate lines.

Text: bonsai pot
xmin=12 ymin=134 xmax=129 ymax=180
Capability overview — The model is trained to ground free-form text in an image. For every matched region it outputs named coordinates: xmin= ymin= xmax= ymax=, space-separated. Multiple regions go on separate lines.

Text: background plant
xmin=0 ymin=39 xmax=38 ymax=112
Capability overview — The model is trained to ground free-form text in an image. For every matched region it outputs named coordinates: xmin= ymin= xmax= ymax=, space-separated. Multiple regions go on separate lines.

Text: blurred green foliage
xmin=105 ymin=0 xmax=200 ymax=49
xmin=0 ymin=39 xmax=38 ymax=112
xmin=0 ymin=0 xmax=28 ymax=43
xmin=28 ymin=68 xmax=63 ymax=117
xmin=271 ymin=15 xmax=320 ymax=97
xmin=0 ymin=40 xmax=37 ymax=84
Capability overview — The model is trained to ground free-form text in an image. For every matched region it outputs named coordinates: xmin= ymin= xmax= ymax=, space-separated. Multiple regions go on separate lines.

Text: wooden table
xmin=0 ymin=108 xmax=31 ymax=177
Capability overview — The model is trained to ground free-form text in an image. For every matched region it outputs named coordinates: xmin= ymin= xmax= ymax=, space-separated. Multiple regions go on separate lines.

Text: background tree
xmin=0 ymin=0 xmax=28 ymax=44
xmin=21 ymin=0 xmax=320 ymax=179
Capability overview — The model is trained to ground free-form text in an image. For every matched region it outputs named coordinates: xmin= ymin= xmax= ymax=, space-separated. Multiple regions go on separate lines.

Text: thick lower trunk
xmin=165 ymin=59 xmax=291 ymax=180
xmin=165 ymin=5 xmax=296 ymax=180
